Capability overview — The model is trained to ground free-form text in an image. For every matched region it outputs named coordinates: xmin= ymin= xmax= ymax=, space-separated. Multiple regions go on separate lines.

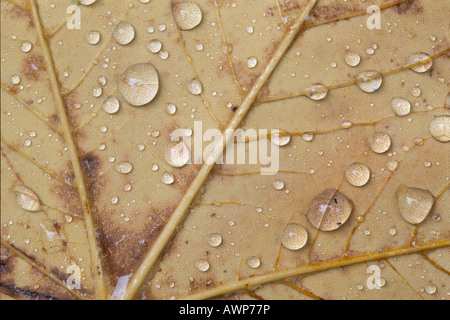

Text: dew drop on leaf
xmin=246 ymin=57 xmax=258 ymax=69
xmin=391 ymin=97 xmax=411 ymax=116
xmin=80 ymin=0 xmax=97 ymax=5
xmin=161 ymin=172 xmax=175 ymax=185
xmin=345 ymin=162 xmax=370 ymax=187
xmin=11 ymin=74 xmax=20 ymax=85
xmin=115 ymin=161 xmax=133 ymax=174
xmin=113 ymin=22 xmax=135 ymax=45
xmin=195 ymin=259 xmax=210 ymax=272
xmin=370 ymin=132 xmax=391 ymax=154
xmin=273 ymin=180 xmax=285 ymax=190
xmin=307 ymin=83 xmax=328 ymax=101
xmin=428 ymin=115 xmax=450 ymax=142
xmin=164 ymin=142 xmax=190 ymax=168
xmin=165 ymin=103 xmax=177 ymax=115
xmin=281 ymin=223 xmax=308 ymax=250
xmin=207 ymin=233 xmax=222 ymax=247
xmin=425 ymin=284 xmax=437 ymax=295
xmin=307 ymin=189 xmax=353 ymax=231
xmin=102 ymin=96 xmax=120 ymax=114
xmin=14 ymin=185 xmax=42 ymax=212
xmin=396 ymin=185 xmax=434 ymax=225
xmin=86 ymin=31 xmax=101 ymax=45
xmin=188 ymin=78 xmax=202 ymax=95
xmin=148 ymin=39 xmax=162 ymax=53
xmin=344 ymin=50 xmax=361 ymax=67
xmin=271 ymin=131 xmax=290 ymax=146
xmin=302 ymin=133 xmax=314 ymax=142
xmin=119 ymin=63 xmax=159 ymax=106
xmin=172 ymin=2 xmax=203 ymax=31
xmin=247 ymin=256 xmax=261 ymax=269
xmin=21 ymin=41 xmax=32 ymax=53
xmin=386 ymin=160 xmax=399 ymax=172
xmin=407 ymin=52 xmax=433 ymax=73
xmin=356 ymin=71 xmax=382 ymax=93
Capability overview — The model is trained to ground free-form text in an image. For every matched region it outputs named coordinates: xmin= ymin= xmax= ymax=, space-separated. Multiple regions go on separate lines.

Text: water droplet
xmin=370 ymin=132 xmax=391 ymax=154
xmin=389 ymin=227 xmax=397 ymax=236
xmin=207 ymin=233 xmax=222 ymax=247
xmin=246 ymin=25 xmax=254 ymax=34
xmin=302 ymin=133 xmax=314 ymax=142
xmin=271 ymin=131 xmax=290 ymax=146
xmin=148 ymin=39 xmax=162 ymax=53
xmin=344 ymin=50 xmax=361 ymax=67
xmin=391 ymin=97 xmax=411 ymax=116
xmin=246 ymin=57 xmax=258 ymax=69
xmin=165 ymin=103 xmax=177 ymax=115
xmin=411 ymin=85 xmax=421 ymax=97
xmin=396 ymin=185 xmax=434 ymax=225
xmin=11 ymin=74 xmax=21 ymax=85
xmin=161 ymin=172 xmax=175 ymax=185
xmin=386 ymin=160 xmax=399 ymax=172
xmin=345 ymin=162 xmax=370 ymax=187
xmin=356 ymin=71 xmax=382 ymax=93
xmin=113 ymin=22 xmax=135 ymax=45
xmin=111 ymin=195 xmax=119 ymax=205
xmin=102 ymin=96 xmax=120 ymax=114
xmin=195 ymin=259 xmax=210 ymax=272
xmin=115 ymin=161 xmax=133 ymax=174
xmin=307 ymin=83 xmax=328 ymax=101
xmin=407 ymin=52 xmax=433 ymax=73
xmin=188 ymin=78 xmax=202 ymax=95
xmin=425 ymin=284 xmax=437 ymax=295
xmin=281 ymin=223 xmax=308 ymax=250
xmin=92 ymin=86 xmax=103 ymax=97
xmin=273 ymin=180 xmax=285 ymax=190
xmin=98 ymin=75 xmax=107 ymax=86
xmin=247 ymin=256 xmax=261 ymax=269
xmin=14 ymin=185 xmax=42 ymax=212
xmin=24 ymin=139 xmax=31 ymax=147
xmin=173 ymin=2 xmax=203 ymax=30
xmin=307 ymin=189 xmax=353 ymax=231
xmin=21 ymin=41 xmax=32 ymax=53
xmin=86 ymin=31 xmax=101 ymax=45
xmin=80 ymin=0 xmax=97 ymax=5
xmin=195 ymin=43 xmax=204 ymax=51
xmin=164 ymin=141 xmax=190 ymax=168
xmin=428 ymin=115 xmax=450 ymax=142
xmin=119 ymin=63 xmax=159 ymax=106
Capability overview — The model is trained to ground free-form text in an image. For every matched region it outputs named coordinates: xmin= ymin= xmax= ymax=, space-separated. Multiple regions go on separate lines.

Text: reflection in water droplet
xmin=356 ymin=71 xmax=382 ymax=93
xmin=87 ymin=31 xmax=101 ymax=45
xmin=172 ymin=2 xmax=203 ymax=30
xmin=207 ymin=233 xmax=222 ymax=247
xmin=407 ymin=52 xmax=433 ymax=73
xmin=307 ymin=189 xmax=353 ymax=231
xmin=307 ymin=83 xmax=328 ymax=101
xmin=391 ymin=97 xmax=411 ymax=116
xmin=344 ymin=50 xmax=361 ymax=67
xmin=102 ymin=96 xmax=120 ymax=114
xmin=188 ymin=78 xmax=202 ymax=95
xmin=161 ymin=172 xmax=175 ymax=184
xmin=148 ymin=39 xmax=162 ymax=53
xmin=370 ymin=132 xmax=391 ymax=154
xmin=164 ymin=142 xmax=190 ymax=168
xmin=396 ymin=185 xmax=434 ymax=225
xmin=195 ymin=259 xmax=210 ymax=272
xmin=281 ymin=223 xmax=308 ymax=250
xmin=113 ymin=22 xmax=135 ymax=45
xmin=119 ymin=63 xmax=159 ymax=106
xmin=14 ymin=185 xmax=42 ymax=212
xmin=428 ymin=115 xmax=450 ymax=142
xmin=345 ymin=162 xmax=370 ymax=187
xmin=247 ymin=256 xmax=261 ymax=269
xmin=115 ymin=161 xmax=133 ymax=174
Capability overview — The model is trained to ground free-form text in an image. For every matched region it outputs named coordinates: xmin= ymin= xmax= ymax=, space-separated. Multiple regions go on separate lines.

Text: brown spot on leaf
xmin=393 ymin=0 xmax=422 ymax=15
xmin=6 ymin=5 xmax=34 ymax=30
xmin=21 ymin=54 xmax=46 ymax=82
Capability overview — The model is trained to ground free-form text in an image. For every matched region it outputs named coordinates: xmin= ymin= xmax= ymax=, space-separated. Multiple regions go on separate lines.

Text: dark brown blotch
xmin=21 ymin=54 xmax=46 ymax=82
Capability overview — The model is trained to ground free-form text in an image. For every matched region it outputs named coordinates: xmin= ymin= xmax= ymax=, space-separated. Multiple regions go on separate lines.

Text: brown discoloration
xmin=393 ymin=0 xmax=422 ymax=15
xmin=5 ymin=4 xmax=34 ymax=30
xmin=63 ymin=91 xmax=81 ymax=129
xmin=281 ymin=0 xmax=301 ymax=12
xmin=310 ymin=1 xmax=360 ymax=22
xmin=21 ymin=54 xmax=46 ymax=82
xmin=188 ymin=277 xmax=216 ymax=294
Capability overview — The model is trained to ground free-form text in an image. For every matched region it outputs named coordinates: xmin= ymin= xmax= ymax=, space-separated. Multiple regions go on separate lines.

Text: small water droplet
xmin=102 ymin=96 xmax=120 ymax=114
xmin=148 ymin=39 xmax=162 ymax=53
xmin=391 ymin=97 xmax=411 ymax=116
xmin=165 ymin=103 xmax=177 ymax=115
xmin=113 ymin=22 xmax=135 ymax=45
xmin=344 ymin=50 xmax=361 ymax=67
xmin=119 ymin=63 xmax=159 ymax=106
xmin=115 ymin=161 xmax=133 ymax=174
xmin=281 ymin=223 xmax=308 ymax=250
xmin=11 ymin=74 xmax=21 ymax=85
xmin=389 ymin=227 xmax=397 ymax=236
xmin=345 ymin=162 xmax=370 ymax=187
xmin=164 ymin=141 xmax=190 ymax=168
xmin=195 ymin=43 xmax=204 ymax=51
xmin=428 ymin=115 xmax=450 ymax=142
xmin=302 ymin=133 xmax=314 ymax=142
xmin=386 ymin=160 xmax=399 ymax=172
xmin=246 ymin=57 xmax=258 ymax=69
xmin=396 ymin=185 xmax=434 ymax=225
xmin=407 ymin=52 xmax=433 ymax=73
xmin=173 ymin=2 xmax=203 ymax=30
xmin=247 ymin=256 xmax=261 ymax=269
xmin=195 ymin=259 xmax=210 ymax=272
xmin=111 ymin=195 xmax=119 ymax=204
xmin=188 ymin=78 xmax=202 ymax=95
xmin=246 ymin=25 xmax=254 ymax=34
xmin=14 ymin=185 xmax=42 ymax=212
xmin=271 ymin=131 xmax=290 ymax=146
xmin=80 ymin=0 xmax=97 ymax=5
xmin=98 ymin=75 xmax=107 ymax=86
xmin=161 ymin=172 xmax=175 ymax=185
xmin=86 ymin=31 xmax=101 ymax=45
xmin=370 ymin=132 xmax=391 ymax=154
xmin=307 ymin=83 xmax=328 ymax=101
xmin=425 ymin=284 xmax=437 ymax=295
xmin=356 ymin=71 xmax=382 ymax=93
xmin=411 ymin=85 xmax=421 ymax=97
xmin=207 ymin=233 xmax=222 ymax=247
xmin=273 ymin=180 xmax=285 ymax=190
xmin=307 ymin=189 xmax=353 ymax=231
xmin=21 ymin=41 xmax=32 ymax=53
xmin=92 ymin=86 xmax=103 ymax=98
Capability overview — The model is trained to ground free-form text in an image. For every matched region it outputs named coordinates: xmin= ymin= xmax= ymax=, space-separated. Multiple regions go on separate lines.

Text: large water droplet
xmin=370 ymin=132 xmax=391 ymax=154
xmin=307 ymin=83 xmax=328 ymax=101
xmin=113 ymin=22 xmax=135 ymax=45
xmin=119 ymin=63 xmax=159 ymax=106
xmin=188 ymin=78 xmax=202 ymax=95
xmin=207 ymin=233 xmax=222 ymax=247
xmin=391 ymin=97 xmax=411 ymax=116
xmin=281 ymin=223 xmax=308 ymax=250
xmin=428 ymin=115 xmax=450 ymax=142
xmin=195 ymin=259 xmax=210 ymax=272
xmin=21 ymin=41 xmax=32 ymax=53
xmin=172 ymin=2 xmax=203 ymax=30
xmin=356 ymin=71 xmax=382 ymax=93
xmin=271 ymin=130 xmax=290 ymax=146
xmin=115 ymin=161 xmax=133 ymax=174
xmin=307 ymin=189 xmax=353 ymax=231
xmin=425 ymin=284 xmax=437 ymax=295
xmin=344 ymin=50 xmax=361 ymax=67
xmin=80 ymin=0 xmax=97 ymax=5
xmin=148 ymin=39 xmax=162 ymax=53
xmin=102 ymin=96 xmax=120 ymax=114
xmin=164 ymin=141 xmax=190 ymax=168
xmin=14 ymin=185 xmax=42 ymax=212
xmin=345 ymin=162 xmax=371 ymax=187
xmin=407 ymin=52 xmax=433 ymax=73
xmin=396 ymin=185 xmax=434 ymax=225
